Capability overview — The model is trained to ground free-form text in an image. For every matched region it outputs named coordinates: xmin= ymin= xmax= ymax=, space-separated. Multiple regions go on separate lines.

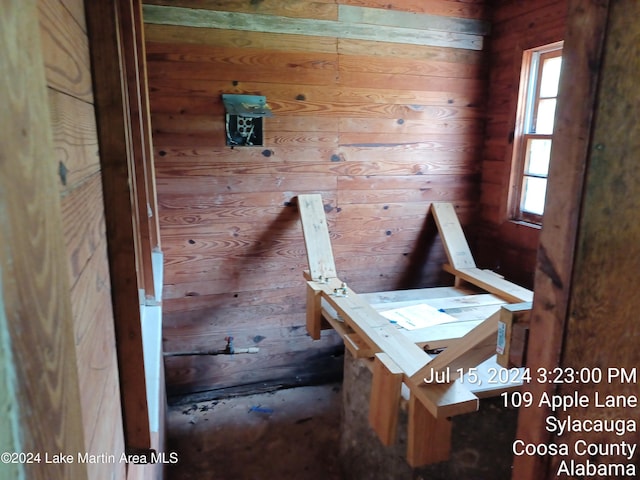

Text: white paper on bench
xmin=379 ymin=303 xmax=457 ymax=330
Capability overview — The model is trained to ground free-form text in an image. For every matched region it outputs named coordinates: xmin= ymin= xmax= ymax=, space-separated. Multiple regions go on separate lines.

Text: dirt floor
xmin=165 ymin=383 xmax=344 ymax=480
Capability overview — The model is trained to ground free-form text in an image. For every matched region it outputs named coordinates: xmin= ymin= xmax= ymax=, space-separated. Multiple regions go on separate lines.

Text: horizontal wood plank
xmin=143 ymin=5 xmax=484 ymax=50
xmin=145 ymin=23 xmax=338 ymax=53
xmin=144 ymin=0 xmax=338 ymax=20
xmin=339 ymin=0 xmax=485 ymax=20
xmin=339 ymin=4 xmax=490 ymax=35
xmin=48 ymin=89 xmax=101 ymax=194
xmin=147 ymin=0 xmax=489 ymax=397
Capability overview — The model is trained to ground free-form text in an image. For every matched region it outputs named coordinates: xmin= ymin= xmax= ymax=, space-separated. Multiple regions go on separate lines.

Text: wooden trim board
xmin=298 ymin=194 xmax=337 ymax=281
xmin=143 ymin=4 xmax=485 ymax=51
xmin=431 ymin=203 xmax=477 ymax=269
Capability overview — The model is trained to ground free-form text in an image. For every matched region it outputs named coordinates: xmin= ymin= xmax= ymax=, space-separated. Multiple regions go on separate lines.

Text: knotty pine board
xmin=148 ymin=81 xmax=483 ymax=114
xmin=60 ymin=0 xmax=87 ymax=32
xmin=163 ymin=284 xmax=307 ymax=314
xmin=145 ymin=0 xmax=489 ymax=397
xmin=158 ymin=185 xmax=335 ymax=207
xmin=337 ymin=187 xmax=479 ymax=206
xmin=162 ymin=260 xmax=308 ymax=291
xmin=147 ymin=91 xmax=485 ymax=120
xmin=164 ymin=338 xmax=344 ymax=399
xmin=164 ymin=320 xmax=331 ymax=355
xmin=338 ymin=173 xmax=479 ymax=191
xmin=147 ymin=52 xmax=338 ymax=84
xmin=48 ymin=89 xmax=101 ymax=194
xmin=143 ymin=5 xmax=483 ymax=50
xmin=339 ymin=117 xmax=481 ymax=135
xmin=162 ymin=291 xmax=307 ymax=330
xmin=41 ymin=0 xmax=127 ymax=475
xmin=145 ymin=24 xmax=338 ymax=53
xmin=154 ymin=156 xmax=478 ymax=177
xmin=152 ymin=145 xmax=480 ymax=169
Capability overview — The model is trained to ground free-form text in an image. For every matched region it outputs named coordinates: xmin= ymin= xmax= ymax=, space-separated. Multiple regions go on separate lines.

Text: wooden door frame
xmin=85 ymin=0 xmax=161 ymax=452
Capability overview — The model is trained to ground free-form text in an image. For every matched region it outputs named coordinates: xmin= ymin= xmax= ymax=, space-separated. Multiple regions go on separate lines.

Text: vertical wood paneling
xmin=476 ymin=0 xmax=568 ymax=288
xmin=144 ymin=1 xmax=489 ymax=398
xmin=39 ymin=0 xmax=127 ymax=478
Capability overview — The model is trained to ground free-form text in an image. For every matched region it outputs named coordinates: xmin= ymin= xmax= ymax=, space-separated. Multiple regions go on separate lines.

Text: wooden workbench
xmin=298 ymin=194 xmax=533 ymax=466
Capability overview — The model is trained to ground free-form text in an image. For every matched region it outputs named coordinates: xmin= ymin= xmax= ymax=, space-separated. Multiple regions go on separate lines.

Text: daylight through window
xmin=511 ymin=42 xmax=563 ymax=224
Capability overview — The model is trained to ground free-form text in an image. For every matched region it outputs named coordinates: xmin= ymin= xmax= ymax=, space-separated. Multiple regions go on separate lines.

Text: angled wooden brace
xmin=298 ymin=194 xmax=339 ymax=338
xmin=431 ymin=203 xmax=533 ymax=303
xmin=298 ymin=194 xmax=337 ymax=281
xmin=410 ymin=309 xmax=502 ymax=384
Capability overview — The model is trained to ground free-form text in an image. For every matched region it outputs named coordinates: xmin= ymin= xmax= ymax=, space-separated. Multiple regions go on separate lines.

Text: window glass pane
xmin=539 ymin=56 xmax=562 ymax=97
xmin=524 ymin=138 xmax=552 ymax=176
xmin=521 ymin=176 xmax=547 ymax=215
xmin=534 ymin=98 xmax=557 ymax=134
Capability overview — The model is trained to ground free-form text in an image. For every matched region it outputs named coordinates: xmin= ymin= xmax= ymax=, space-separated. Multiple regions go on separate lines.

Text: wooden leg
xmin=306 ymin=282 xmax=322 ymax=340
xmin=368 ymin=353 xmax=402 ymax=446
xmin=406 ymin=394 xmax=452 ymax=467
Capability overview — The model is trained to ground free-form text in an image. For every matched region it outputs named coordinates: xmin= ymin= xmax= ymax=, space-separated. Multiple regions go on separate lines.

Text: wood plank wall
xmin=142 ymin=0 xmax=490 ymax=399
xmin=39 ymin=1 xmax=127 ymax=478
xmin=1 ymin=2 xmax=87 ymax=478
xmin=477 ymin=0 xmax=568 ymax=288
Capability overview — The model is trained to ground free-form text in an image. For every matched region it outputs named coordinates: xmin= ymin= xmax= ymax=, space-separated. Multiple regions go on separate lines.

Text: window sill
xmin=509 ymin=219 xmax=542 ymax=230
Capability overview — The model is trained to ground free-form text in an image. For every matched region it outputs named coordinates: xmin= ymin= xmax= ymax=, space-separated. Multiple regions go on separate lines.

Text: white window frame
xmin=509 ymin=41 xmax=563 ymax=225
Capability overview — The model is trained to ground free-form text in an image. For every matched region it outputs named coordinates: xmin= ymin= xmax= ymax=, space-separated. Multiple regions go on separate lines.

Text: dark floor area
xmin=166 ymin=383 xmax=344 ymax=480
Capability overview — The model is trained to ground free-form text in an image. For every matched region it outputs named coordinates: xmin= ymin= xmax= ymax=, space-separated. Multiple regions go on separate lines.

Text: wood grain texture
xmin=144 ymin=0 xmax=490 ymax=397
xmin=1 ymin=2 xmax=87 ymax=478
xmin=143 ymin=4 xmax=484 ymax=50
xmin=43 ymin=0 xmax=129 ymax=478
xmin=48 ymin=89 xmax=100 ymax=193
xmin=38 ymin=0 xmax=93 ymax=101
xmin=145 ymin=23 xmax=338 ymax=54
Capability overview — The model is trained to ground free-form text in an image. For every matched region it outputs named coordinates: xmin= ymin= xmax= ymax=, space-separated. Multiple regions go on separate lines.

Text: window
xmin=510 ymin=42 xmax=563 ymax=224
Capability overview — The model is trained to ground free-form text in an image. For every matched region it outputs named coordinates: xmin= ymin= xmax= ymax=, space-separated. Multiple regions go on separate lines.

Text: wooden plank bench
xmin=297 ymin=194 xmax=533 ymax=467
